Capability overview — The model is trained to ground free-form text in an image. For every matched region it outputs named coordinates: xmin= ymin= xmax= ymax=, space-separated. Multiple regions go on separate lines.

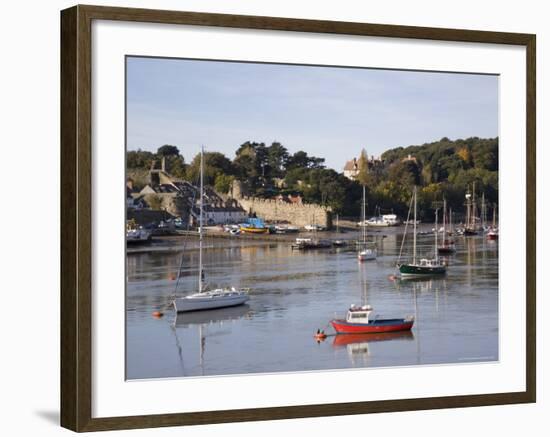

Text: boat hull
xmin=240 ymin=227 xmax=268 ymax=234
xmin=398 ymin=264 xmax=446 ymax=276
xmin=358 ymin=251 xmax=376 ymax=261
xmin=437 ymin=246 xmax=456 ymax=254
xmin=174 ymin=294 xmax=249 ymax=312
xmin=331 ymin=318 xmax=414 ymax=334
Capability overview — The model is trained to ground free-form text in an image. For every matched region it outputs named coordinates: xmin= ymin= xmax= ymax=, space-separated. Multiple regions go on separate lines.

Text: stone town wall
xmin=238 ymin=196 xmax=332 ymax=229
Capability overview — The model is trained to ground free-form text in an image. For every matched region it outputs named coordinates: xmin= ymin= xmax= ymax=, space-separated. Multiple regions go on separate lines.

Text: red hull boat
xmin=330 ymin=305 xmax=414 ymax=335
xmin=331 ymin=318 xmax=414 ymax=334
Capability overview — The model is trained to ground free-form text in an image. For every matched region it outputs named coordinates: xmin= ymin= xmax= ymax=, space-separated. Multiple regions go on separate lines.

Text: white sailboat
xmin=173 ymin=147 xmax=250 ymax=312
xmin=358 ymin=185 xmax=376 ymax=261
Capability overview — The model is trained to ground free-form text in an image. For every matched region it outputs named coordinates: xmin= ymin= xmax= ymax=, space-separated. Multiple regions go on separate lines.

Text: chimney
xmin=161 ymin=156 xmax=166 ymax=172
xmin=150 ymin=170 xmax=160 ymax=186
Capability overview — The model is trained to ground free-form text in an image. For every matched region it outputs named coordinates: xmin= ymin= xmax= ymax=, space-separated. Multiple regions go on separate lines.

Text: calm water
xmin=126 ymin=227 xmax=499 ymax=379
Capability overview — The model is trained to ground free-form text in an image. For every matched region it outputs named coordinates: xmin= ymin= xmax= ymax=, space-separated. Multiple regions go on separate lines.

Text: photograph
xmin=125 ymin=56 xmax=499 ymax=380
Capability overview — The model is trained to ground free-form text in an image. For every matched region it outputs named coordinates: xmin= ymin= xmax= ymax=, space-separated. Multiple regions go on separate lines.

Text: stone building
xmin=343 ymin=154 xmax=383 ymax=180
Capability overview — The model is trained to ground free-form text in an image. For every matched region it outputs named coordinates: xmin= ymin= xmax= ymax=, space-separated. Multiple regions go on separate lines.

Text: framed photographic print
xmin=60 ymin=4 xmax=536 ymax=432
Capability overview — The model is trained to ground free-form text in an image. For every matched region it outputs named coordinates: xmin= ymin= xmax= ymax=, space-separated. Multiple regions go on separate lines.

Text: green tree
xmin=267 ymin=141 xmax=289 ymax=178
xmin=157 ymin=144 xmax=180 ymax=157
xmin=164 ymin=155 xmax=187 ymax=179
xmin=286 ymin=150 xmax=325 ymax=170
xmin=126 ymin=149 xmax=155 ymax=169
xmin=356 ymin=149 xmax=370 ymax=186
xmin=388 ymin=160 xmax=421 ymax=188
xmin=187 ymin=151 xmax=234 ymax=185
xmin=214 ymin=174 xmax=234 ymax=194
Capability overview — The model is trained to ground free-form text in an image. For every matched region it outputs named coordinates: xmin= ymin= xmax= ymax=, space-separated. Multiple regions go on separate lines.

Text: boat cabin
xmin=418 ymin=258 xmax=444 ymax=267
xmin=346 ymin=304 xmax=374 ymax=324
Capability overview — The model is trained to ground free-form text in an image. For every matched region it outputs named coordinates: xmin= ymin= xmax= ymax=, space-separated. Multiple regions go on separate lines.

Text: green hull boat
xmin=398 ymin=263 xmax=446 ymax=276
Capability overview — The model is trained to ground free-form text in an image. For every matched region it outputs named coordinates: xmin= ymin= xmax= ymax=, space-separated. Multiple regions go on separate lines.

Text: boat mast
xmin=481 ymin=192 xmax=486 ymax=228
xmin=413 ymin=186 xmax=417 ymax=265
xmin=472 ymin=182 xmax=477 ymax=229
xmin=465 ymin=185 xmax=470 ymax=230
xmin=198 ymin=146 xmax=204 ymax=293
xmin=443 ymin=198 xmax=447 ymax=240
xmin=362 ymin=184 xmax=366 ymax=245
xmin=434 ymin=208 xmax=439 ymax=262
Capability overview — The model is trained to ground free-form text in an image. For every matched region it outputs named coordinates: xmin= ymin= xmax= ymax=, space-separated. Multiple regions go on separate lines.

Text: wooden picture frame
xmin=60 ymin=4 xmax=536 ymax=432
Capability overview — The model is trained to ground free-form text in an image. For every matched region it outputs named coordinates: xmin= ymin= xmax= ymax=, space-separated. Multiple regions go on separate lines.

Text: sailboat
xmin=358 ymin=185 xmax=376 ymax=261
xmin=487 ymin=203 xmax=499 ymax=240
xmin=173 ymin=147 xmax=250 ymax=312
xmin=462 ymin=183 xmax=479 ymax=236
xmin=397 ymin=187 xmax=447 ymax=277
xmin=438 ymin=199 xmax=456 ymax=254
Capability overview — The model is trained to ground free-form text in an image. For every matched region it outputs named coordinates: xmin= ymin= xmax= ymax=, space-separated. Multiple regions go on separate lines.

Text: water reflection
xmin=173 ymin=305 xmax=252 ymax=327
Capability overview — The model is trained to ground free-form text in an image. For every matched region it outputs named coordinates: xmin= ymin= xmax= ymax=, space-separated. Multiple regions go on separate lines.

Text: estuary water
xmin=126 ymin=227 xmax=498 ymax=379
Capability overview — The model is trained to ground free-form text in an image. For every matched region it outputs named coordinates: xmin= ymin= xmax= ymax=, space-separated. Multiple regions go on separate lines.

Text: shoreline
xmin=126 ymin=226 xmax=392 ymax=255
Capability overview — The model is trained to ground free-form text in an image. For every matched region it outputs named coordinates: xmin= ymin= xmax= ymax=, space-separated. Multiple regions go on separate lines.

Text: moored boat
xmin=358 ymin=248 xmax=376 ymax=261
xmin=126 ymin=219 xmax=152 ymax=245
xmin=174 ymin=287 xmax=249 ymax=312
xmin=291 ymin=237 xmax=332 ymax=250
xmin=398 ymin=259 xmax=446 ymax=276
xmin=360 ymin=212 xmax=400 ymax=227
xmin=240 ymin=220 xmax=269 ymax=234
xmin=357 ymin=185 xmax=377 ymax=261
xmin=437 ymin=242 xmax=456 ymax=255
xmin=304 ymin=224 xmax=325 ymax=232
xmin=331 ymin=304 xmax=414 ymax=334
xmin=172 ymin=147 xmax=250 ymax=313
xmin=462 ymin=184 xmax=481 ymax=236
xmin=486 ymin=203 xmax=499 ymax=240
xmin=437 ymin=200 xmax=456 ymax=254
xmin=332 ymin=239 xmax=348 ymax=247
xmin=397 ymin=186 xmax=447 ymax=277
xmin=274 ymin=224 xmax=299 ymax=234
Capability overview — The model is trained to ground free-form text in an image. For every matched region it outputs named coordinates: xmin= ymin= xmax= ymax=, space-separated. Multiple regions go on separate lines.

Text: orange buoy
xmin=152 ymin=311 xmax=164 ymax=318
xmin=314 ymin=329 xmax=327 ymax=341
xmin=169 ymin=275 xmax=176 ymax=281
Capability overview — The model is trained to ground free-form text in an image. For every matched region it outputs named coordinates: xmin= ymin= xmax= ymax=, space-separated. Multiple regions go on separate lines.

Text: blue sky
xmin=126 ymin=56 xmax=498 ymax=170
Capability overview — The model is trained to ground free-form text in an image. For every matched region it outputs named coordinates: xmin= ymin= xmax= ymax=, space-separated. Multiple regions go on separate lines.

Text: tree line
xmin=127 ymin=136 xmax=498 ymax=220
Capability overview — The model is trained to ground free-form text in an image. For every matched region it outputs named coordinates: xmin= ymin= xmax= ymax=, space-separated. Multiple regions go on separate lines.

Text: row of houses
xmin=127 ymin=169 xmax=248 ymax=225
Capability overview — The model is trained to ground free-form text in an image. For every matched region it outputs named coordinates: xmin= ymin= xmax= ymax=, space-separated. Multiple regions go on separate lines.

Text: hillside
xmin=126 ymin=137 xmax=498 ymax=220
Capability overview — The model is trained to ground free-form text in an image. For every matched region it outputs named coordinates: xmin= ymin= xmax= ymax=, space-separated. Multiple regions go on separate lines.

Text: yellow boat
xmin=240 ymin=225 xmax=269 ymax=234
